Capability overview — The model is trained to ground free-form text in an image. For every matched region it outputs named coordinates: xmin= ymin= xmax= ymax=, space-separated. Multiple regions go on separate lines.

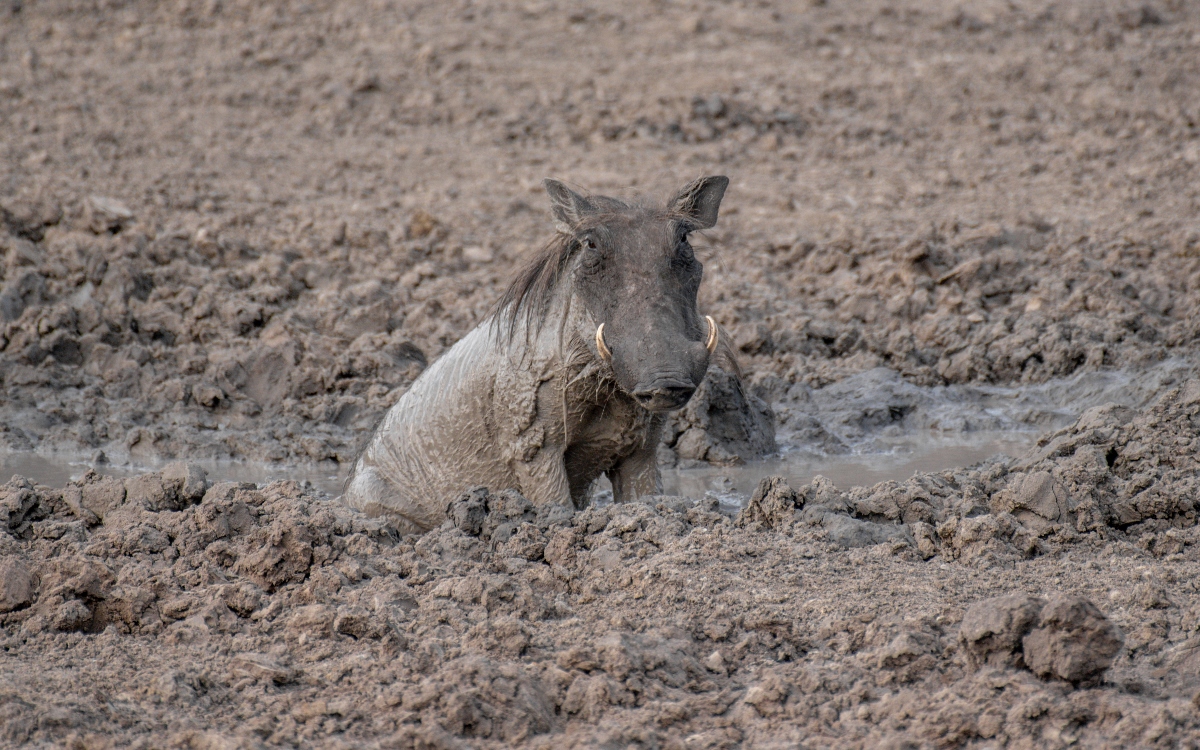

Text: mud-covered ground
xmin=3 ymin=377 xmax=1200 ymax=748
xmin=3 ymin=0 xmax=1200 ymax=747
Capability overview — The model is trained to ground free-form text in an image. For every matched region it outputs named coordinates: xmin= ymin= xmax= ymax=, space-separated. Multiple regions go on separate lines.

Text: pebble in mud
xmin=960 ymin=593 xmax=1123 ymax=685
xmin=1022 ymin=594 xmax=1124 ymax=685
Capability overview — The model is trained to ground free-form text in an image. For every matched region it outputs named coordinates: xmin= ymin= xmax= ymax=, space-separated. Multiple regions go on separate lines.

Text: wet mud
xmin=3 ymin=382 xmax=1200 ymax=748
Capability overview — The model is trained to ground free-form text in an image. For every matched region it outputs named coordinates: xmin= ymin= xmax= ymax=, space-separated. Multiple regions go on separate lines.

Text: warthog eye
xmin=580 ymin=236 xmax=601 ymax=272
xmin=675 ymin=234 xmax=695 ymax=264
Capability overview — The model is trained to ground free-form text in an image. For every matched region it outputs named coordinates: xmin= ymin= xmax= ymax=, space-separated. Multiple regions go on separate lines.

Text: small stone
xmin=406 ymin=209 xmax=438 ymax=239
xmin=462 ymin=245 xmax=493 ymax=263
xmin=87 ymin=195 xmax=134 ymax=234
xmin=230 ymin=652 xmax=294 ymax=684
xmin=193 ymin=383 xmax=224 ymax=408
xmin=287 ymin=604 xmax=335 ymax=638
xmin=0 ymin=559 xmax=35 ymax=612
xmin=292 ymin=700 xmax=330 ymax=722
xmin=334 ymin=606 xmax=385 ymax=639
xmin=1022 ymin=594 xmax=1123 ymax=684
xmin=960 ymin=594 xmax=1045 ymax=670
xmin=705 ymin=650 xmax=726 ymax=672
xmin=162 ymin=462 xmax=209 ymax=504
xmin=52 ymin=599 xmax=92 ymax=632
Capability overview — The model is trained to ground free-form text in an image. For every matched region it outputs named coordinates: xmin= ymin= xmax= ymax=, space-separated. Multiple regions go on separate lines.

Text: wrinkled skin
xmin=343 ymin=177 xmax=728 ymax=532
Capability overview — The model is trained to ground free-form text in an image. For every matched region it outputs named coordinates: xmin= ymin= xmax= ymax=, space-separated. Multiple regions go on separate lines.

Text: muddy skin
xmin=345 ymin=178 xmax=731 ymax=532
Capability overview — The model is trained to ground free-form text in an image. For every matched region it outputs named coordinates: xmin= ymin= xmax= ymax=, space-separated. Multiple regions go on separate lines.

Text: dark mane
xmin=489 ymin=229 xmax=578 ymax=342
xmin=489 ymin=203 xmax=621 ymax=341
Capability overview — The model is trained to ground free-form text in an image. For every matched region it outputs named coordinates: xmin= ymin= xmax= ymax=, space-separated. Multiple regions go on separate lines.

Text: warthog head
xmin=498 ymin=176 xmax=728 ymax=412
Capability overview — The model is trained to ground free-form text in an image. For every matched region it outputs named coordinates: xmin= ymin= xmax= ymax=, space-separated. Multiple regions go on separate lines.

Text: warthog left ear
xmin=544 ymin=179 xmax=598 ymax=232
xmin=671 ymin=176 xmax=729 ymax=230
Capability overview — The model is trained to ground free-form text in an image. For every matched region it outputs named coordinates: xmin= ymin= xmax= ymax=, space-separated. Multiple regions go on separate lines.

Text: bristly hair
xmin=489 ymin=228 xmax=579 ymax=343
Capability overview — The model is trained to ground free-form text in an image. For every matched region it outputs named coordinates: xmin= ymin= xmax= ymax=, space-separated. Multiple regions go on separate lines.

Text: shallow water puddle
xmin=660 ymin=431 xmax=1036 ymax=508
xmin=3 ymin=358 xmax=1189 ymax=510
xmin=2 ymin=431 xmax=1036 ymax=511
xmin=0 ymin=452 xmax=348 ymax=498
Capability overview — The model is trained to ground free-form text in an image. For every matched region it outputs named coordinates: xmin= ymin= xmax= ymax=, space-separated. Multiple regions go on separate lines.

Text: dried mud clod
xmin=960 ymin=593 xmax=1124 ymax=686
xmin=2 ymin=378 xmax=1200 ymax=746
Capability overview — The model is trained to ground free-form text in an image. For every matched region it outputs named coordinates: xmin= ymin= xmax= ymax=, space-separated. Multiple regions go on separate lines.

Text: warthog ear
xmin=544 ymin=179 xmax=597 ymax=232
xmin=671 ymin=176 xmax=729 ymax=230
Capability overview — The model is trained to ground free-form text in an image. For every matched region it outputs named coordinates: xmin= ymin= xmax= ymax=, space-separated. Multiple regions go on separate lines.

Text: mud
xmin=3 ymin=0 xmax=1200 ymax=747
xmin=3 ymin=381 xmax=1200 ymax=748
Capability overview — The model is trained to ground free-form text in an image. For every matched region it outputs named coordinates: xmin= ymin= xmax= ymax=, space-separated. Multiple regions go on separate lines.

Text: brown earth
xmin=3 ymin=376 xmax=1200 ymax=748
xmin=3 ymin=0 xmax=1200 ymax=748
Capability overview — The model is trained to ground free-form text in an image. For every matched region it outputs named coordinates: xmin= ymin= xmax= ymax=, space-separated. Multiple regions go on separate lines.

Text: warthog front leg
xmin=608 ymin=445 xmax=662 ymax=504
xmin=514 ymin=446 xmax=573 ymax=509
xmin=607 ymin=420 xmax=664 ymax=504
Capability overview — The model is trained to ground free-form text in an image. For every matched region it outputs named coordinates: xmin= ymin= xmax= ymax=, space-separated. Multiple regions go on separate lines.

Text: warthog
xmin=344 ymin=176 xmax=731 ymax=533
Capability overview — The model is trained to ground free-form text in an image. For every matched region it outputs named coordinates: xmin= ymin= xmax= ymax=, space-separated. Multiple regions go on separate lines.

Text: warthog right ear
xmin=544 ymin=179 xmax=597 ymax=232
xmin=672 ymin=175 xmax=729 ymax=230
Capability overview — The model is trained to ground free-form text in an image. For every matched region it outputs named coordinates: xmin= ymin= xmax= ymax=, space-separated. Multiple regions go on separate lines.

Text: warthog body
xmin=344 ymin=177 xmax=730 ymax=533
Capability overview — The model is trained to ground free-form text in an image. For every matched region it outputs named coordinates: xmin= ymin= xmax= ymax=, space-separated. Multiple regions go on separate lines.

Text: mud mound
xmin=779 ymin=379 xmax=1200 ymax=564
xmin=3 ymin=380 xmax=1200 ymax=747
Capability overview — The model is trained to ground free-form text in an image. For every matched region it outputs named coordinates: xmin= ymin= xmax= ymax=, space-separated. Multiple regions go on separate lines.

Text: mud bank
xmin=3 ymin=382 xmax=1199 ymax=748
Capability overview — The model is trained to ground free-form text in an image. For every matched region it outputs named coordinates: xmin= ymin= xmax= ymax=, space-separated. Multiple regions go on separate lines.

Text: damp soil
xmin=3 ymin=0 xmax=1200 ymax=748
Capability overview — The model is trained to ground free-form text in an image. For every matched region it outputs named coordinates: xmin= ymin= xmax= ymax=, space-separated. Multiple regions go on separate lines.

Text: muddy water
xmin=2 ymin=434 xmax=1031 ymax=514
xmin=660 ymin=431 xmax=1036 ymax=508
xmin=0 ymin=452 xmax=348 ymax=499
xmin=4 ymin=360 xmax=1191 ymax=508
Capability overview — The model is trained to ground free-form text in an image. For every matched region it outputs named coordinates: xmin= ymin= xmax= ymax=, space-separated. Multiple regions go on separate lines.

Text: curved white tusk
xmin=705 ymin=315 xmax=719 ymax=354
xmin=595 ymin=323 xmax=612 ymax=362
